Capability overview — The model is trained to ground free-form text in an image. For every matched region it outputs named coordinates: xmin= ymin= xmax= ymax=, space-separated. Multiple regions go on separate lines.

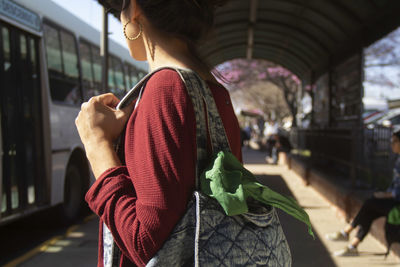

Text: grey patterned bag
xmin=104 ymin=67 xmax=292 ymax=267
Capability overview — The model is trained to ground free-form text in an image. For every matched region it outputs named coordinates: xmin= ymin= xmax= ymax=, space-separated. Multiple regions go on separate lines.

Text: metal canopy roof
xmin=100 ymin=0 xmax=400 ymax=84
xmin=199 ymin=0 xmax=400 ymax=83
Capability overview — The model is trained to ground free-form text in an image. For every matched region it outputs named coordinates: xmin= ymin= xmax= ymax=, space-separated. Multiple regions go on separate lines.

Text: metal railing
xmin=290 ymin=126 xmax=395 ymax=189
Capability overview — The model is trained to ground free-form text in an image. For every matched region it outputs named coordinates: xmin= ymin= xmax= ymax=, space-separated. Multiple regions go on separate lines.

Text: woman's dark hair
xmin=124 ymin=0 xmax=226 ymax=43
xmin=393 ymin=130 xmax=400 ymax=140
xmin=102 ymin=0 xmax=228 ymax=74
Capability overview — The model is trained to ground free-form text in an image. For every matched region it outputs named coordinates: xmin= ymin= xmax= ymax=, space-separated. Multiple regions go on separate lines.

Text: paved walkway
xmin=243 ymin=147 xmax=399 ymax=267
xmin=8 ymin=148 xmax=400 ymax=267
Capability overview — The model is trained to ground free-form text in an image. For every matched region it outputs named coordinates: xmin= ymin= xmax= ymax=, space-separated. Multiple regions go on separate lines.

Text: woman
xmin=326 ymin=130 xmax=400 ymax=256
xmin=75 ymin=0 xmax=241 ymax=266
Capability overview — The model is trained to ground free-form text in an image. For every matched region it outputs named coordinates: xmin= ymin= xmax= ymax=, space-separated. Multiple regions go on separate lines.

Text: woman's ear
xmin=130 ymin=0 xmax=142 ymax=21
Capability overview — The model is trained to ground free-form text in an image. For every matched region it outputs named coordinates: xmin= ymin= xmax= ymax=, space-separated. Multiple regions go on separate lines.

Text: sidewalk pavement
xmin=11 ymin=148 xmax=400 ymax=267
xmin=243 ymin=147 xmax=399 ymax=267
xmin=14 ymin=215 xmax=99 ymax=267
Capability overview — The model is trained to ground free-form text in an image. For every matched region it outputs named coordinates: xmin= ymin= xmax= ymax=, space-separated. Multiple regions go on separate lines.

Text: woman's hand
xmin=75 ymin=93 xmax=134 ymax=178
xmin=373 ymin=191 xmax=394 ymax=199
xmin=76 ymin=93 xmax=134 ymax=148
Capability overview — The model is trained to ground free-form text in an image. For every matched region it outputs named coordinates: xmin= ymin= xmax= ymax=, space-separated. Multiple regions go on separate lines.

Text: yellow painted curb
xmin=3 ymin=235 xmax=63 ymax=267
xmin=3 ymin=214 xmax=96 ymax=267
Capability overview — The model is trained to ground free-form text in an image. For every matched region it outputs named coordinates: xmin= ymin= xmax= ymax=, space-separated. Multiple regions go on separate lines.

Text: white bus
xmin=0 ymin=0 xmax=148 ymax=224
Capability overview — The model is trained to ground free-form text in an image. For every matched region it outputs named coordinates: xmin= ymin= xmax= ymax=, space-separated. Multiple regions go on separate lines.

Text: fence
xmin=290 ymin=126 xmax=395 ymax=189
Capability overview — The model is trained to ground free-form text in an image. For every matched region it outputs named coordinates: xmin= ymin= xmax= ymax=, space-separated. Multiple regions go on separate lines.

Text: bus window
xmin=60 ymin=31 xmax=79 ymax=79
xmin=107 ymin=56 xmax=115 ymax=91
xmin=30 ymin=39 xmax=37 ymax=74
xmin=26 ymin=36 xmax=42 ymax=205
xmin=1 ymin=26 xmax=19 ymax=211
xmin=43 ymin=24 xmax=62 ymax=72
xmin=138 ymin=71 xmax=145 ymax=80
xmin=90 ymin=45 xmax=103 ymax=96
xmin=129 ymin=65 xmax=139 ymax=86
xmin=1 ymin=25 xmax=44 ymax=215
xmin=107 ymin=56 xmax=125 ymax=99
xmin=113 ymin=57 xmax=125 ymax=97
xmin=79 ymin=41 xmax=94 ymax=100
xmin=92 ymin=46 xmax=102 ymax=85
xmin=79 ymin=42 xmax=93 ymax=83
xmin=20 ymin=34 xmax=38 ymax=206
xmin=20 ymin=35 xmax=27 ymax=60
xmin=1 ymin=27 xmax=11 ymax=213
xmin=43 ymin=23 xmax=81 ymax=105
xmin=124 ymin=64 xmax=131 ymax=89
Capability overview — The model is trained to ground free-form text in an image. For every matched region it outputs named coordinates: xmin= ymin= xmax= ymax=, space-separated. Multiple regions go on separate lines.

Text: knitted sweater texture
xmin=85 ymin=69 xmax=242 ymax=266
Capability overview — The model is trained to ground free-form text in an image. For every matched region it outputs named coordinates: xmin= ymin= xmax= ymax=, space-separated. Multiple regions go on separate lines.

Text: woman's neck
xmin=142 ymin=30 xmax=217 ymax=83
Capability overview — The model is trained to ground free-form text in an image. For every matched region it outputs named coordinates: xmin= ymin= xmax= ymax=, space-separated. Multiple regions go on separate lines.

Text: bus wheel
xmin=62 ymin=164 xmax=84 ymax=223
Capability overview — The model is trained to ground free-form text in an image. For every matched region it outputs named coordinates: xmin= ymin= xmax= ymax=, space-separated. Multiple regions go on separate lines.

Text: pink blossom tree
xmin=215 ymin=59 xmax=301 ymax=126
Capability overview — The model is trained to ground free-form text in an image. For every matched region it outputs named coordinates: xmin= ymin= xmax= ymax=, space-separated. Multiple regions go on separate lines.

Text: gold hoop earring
xmin=123 ymin=21 xmax=142 ymax=41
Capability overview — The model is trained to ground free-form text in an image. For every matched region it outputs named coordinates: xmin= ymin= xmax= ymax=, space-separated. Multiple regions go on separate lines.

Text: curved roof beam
xmin=255 ymin=25 xmax=329 ymax=60
xmin=212 ymin=52 xmax=305 ymax=80
xmin=203 ymin=37 xmax=315 ymax=67
xmin=216 ymin=2 xmax=348 ymax=39
xmin=201 ymin=33 xmax=318 ymax=64
xmin=255 ymin=31 xmax=321 ymax=61
xmin=269 ymin=0 xmax=361 ymax=33
xmin=213 ymin=20 xmax=329 ymax=56
xmin=206 ymin=25 xmax=327 ymax=59
xmin=365 ymin=0 xmax=379 ymax=9
xmin=259 ymin=7 xmax=348 ymax=41
xmin=257 ymin=19 xmax=332 ymax=52
xmin=253 ymin=44 xmax=309 ymax=71
xmin=257 ymin=9 xmax=339 ymax=43
xmin=325 ymin=0 xmax=364 ymax=25
xmin=206 ymin=44 xmax=309 ymax=76
xmin=253 ymin=51 xmax=305 ymax=79
xmin=205 ymin=41 xmax=310 ymax=70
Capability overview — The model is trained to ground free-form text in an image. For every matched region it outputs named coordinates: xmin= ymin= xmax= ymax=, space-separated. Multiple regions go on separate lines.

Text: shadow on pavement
xmin=241 ymin=147 xmax=268 ymax=164
xmin=255 ymin=173 xmax=337 ymax=267
xmin=243 ymin=148 xmax=336 ymax=266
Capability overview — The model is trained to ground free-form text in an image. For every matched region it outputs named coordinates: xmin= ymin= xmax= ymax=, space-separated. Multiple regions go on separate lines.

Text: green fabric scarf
xmin=200 ymin=151 xmax=315 ymax=238
xmin=388 ymin=206 xmax=400 ymax=225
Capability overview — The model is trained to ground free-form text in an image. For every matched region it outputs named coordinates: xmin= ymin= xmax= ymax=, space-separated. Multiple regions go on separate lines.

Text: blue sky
xmin=51 ymin=0 xmax=127 ymax=48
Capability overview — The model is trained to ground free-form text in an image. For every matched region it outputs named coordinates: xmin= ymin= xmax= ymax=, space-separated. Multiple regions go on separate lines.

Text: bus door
xmin=0 ymin=23 xmax=46 ymax=219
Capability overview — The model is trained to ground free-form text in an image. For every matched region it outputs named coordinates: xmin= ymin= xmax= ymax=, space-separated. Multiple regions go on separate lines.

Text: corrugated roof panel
xmin=96 ymin=0 xmax=400 ymax=83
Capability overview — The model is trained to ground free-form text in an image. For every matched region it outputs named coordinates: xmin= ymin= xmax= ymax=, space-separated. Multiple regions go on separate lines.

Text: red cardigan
xmin=85 ymin=69 xmax=242 ymax=267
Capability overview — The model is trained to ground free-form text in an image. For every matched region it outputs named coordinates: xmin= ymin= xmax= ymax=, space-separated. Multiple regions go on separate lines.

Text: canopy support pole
xmin=247 ymin=0 xmax=258 ymax=60
xmin=101 ymin=7 xmax=109 ymax=93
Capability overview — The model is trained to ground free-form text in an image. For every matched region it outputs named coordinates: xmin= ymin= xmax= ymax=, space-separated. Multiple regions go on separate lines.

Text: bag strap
xmin=105 ymin=67 xmax=233 ymax=267
xmin=118 ymin=66 xmax=231 ymax=189
xmin=188 ymin=71 xmax=232 ymax=153
xmin=173 ymin=69 xmax=209 ymax=189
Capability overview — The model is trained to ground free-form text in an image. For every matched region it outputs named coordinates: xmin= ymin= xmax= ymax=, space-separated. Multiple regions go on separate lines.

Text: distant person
xmin=241 ymin=122 xmax=252 ymax=147
xmin=240 ymin=127 xmax=249 ymax=147
xmin=244 ymin=123 xmax=252 ymax=139
xmin=264 ymin=119 xmax=279 ymax=164
xmin=276 ymin=133 xmax=292 ymax=153
xmin=325 ymin=130 xmax=400 ymax=256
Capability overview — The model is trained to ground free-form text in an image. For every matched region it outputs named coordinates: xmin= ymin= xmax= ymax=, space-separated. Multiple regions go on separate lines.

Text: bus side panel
xmin=49 ymin=104 xmax=81 ymax=152
xmin=49 ymin=104 xmax=84 ymax=206
xmin=50 ymin=151 xmax=69 ymax=205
